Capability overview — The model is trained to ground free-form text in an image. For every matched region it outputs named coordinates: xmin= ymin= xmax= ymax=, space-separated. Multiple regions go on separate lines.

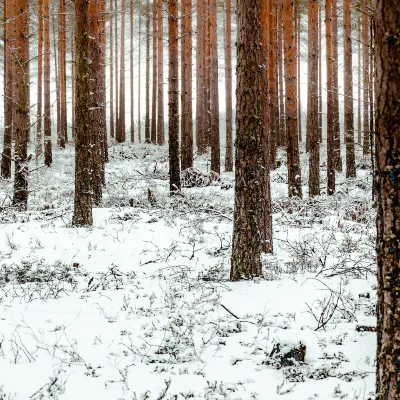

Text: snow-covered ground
xmin=0 ymin=142 xmax=376 ymax=399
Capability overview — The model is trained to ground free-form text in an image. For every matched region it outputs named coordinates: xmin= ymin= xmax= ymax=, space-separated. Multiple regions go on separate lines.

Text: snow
xmin=0 ymin=142 xmax=376 ymax=399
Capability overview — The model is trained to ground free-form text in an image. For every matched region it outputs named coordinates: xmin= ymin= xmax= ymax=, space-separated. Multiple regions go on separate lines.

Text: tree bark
xmin=145 ymin=0 xmax=151 ymax=143
xmin=138 ymin=9 xmax=142 ymax=142
xmin=130 ymin=0 xmax=134 ymax=142
xmin=296 ymin=5 xmax=301 ymax=143
xmin=362 ymin=0 xmax=369 ymax=155
xmin=44 ymin=0 xmax=52 ymax=166
xmin=277 ymin=0 xmax=285 ymax=149
xmin=151 ymin=0 xmax=157 ymax=143
xmin=357 ymin=16 xmax=361 ymax=145
xmin=224 ymin=0 xmax=233 ymax=172
xmin=117 ymin=0 xmax=126 ymax=143
xmin=109 ymin=0 xmax=114 ymax=139
xmin=36 ymin=0 xmax=43 ymax=158
xmin=58 ymin=0 xmax=67 ymax=148
xmin=343 ymin=0 xmax=356 ymax=178
xmin=318 ymin=5 xmax=322 ymax=142
xmin=231 ymin=0 xmax=271 ymax=280
xmin=12 ymin=0 xmax=30 ymax=209
xmin=283 ymin=0 xmax=302 ymax=198
xmin=157 ymin=0 xmax=164 ymax=145
xmin=114 ymin=0 xmax=119 ymax=135
xmin=168 ymin=0 xmax=181 ymax=193
xmin=181 ymin=0 xmax=193 ymax=170
xmin=375 ymin=1 xmax=400 ymax=397
xmin=307 ymin=0 xmax=320 ymax=196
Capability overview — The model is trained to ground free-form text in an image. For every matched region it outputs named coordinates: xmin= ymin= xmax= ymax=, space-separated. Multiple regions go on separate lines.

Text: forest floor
xmin=0 ymin=142 xmax=376 ymax=399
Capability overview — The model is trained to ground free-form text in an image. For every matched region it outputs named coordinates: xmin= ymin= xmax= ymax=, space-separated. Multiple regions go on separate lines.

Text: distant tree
xmin=181 ymin=0 xmax=193 ymax=170
xmin=145 ymin=0 xmax=151 ymax=143
xmin=36 ymin=0 xmax=43 ymax=158
xmin=138 ymin=7 xmax=142 ymax=143
xmin=307 ymin=0 xmax=320 ymax=196
xmin=12 ymin=0 xmax=30 ymax=209
xmin=168 ymin=0 xmax=180 ymax=193
xmin=109 ymin=0 xmax=115 ymax=139
xmin=326 ymin=0 xmax=335 ymax=195
xmin=231 ymin=0 xmax=271 ymax=280
xmin=283 ymin=0 xmax=302 ymax=198
xmin=58 ymin=0 xmax=67 ymax=148
xmin=151 ymin=0 xmax=157 ymax=144
xmin=114 ymin=0 xmax=119 ymax=136
xmin=224 ymin=0 xmax=233 ymax=172
xmin=44 ymin=0 xmax=52 ymax=166
xmin=157 ymin=0 xmax=164 ymax=145
xmin=1 ymin=0 xmax=13 ymax=179
xmin=343 ymin=0 xmax=356 ymax=178
xmin=130 ymin=0 xmax=134 ymax=142
xmin=117 ymin=0 xmax=126 ymax=142
xmin=375 ymin=1 xmax=400 ymax=398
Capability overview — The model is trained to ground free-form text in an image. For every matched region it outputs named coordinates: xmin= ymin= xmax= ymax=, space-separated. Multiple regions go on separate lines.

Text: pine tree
xmin=157 ymin=0 xmax=164 ymax=145
xmin=151 ymin=0 xmax=157 ymax=144
xmin=145 ymin=0 xmax=151 ymax=143
xmin=109 ymin=0 xmax=115 ymax=139
xmin=44 ymin=0 xmax=52 ymax=166
xmin=36 ymin=0 xmax=43 ymax=158
xmin=117 ymin=0 xmax=126 ymax=143
xmin=58 ymin=0 xmax=67 ymax=148
xmin=168 ymin=0 xmax=181 ymax=193
xmin=130 ymin=0 xmax=135 ymax=142
xmin=12 ymin=0 xmax=30 ymax=209
xmin=362 ymin=0 xmax=369 ymax=155
xmin=375 ymin=1 xmax=400 ymax=397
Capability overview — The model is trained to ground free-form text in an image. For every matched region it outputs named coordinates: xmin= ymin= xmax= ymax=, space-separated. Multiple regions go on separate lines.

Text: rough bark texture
xmin=231 ymin=0 xmax=270 ymax=280
xmin=318 ymin=6 xmax=322 ymax=142
xmin=58 ymin=0 xmax=67 ymax=148
xmin=268 ymin=0 xmax=278 ymax=169
xmin=343 ymin=0 xmax=356 ymax=178
xmin=109 ymin=0 xmax=114 ymax=139
xmin=296 ymin=6 xmax=301 ymax=143
xmin=283 ymin=0 xmax=302 ymax=198
xmin=326 ymin=0 xmax=335 ymax=195
xmin=145 ymin=0 xmax=151 ymax=143
xmin=114 ymin=0 xmax=119 ymax=135
xmin=151 ymin=0 xmax=157 ymax=144
xmin=224 ymin=0 xmax=233 ymax=172
xmin=362 ymin=0 xmax=369 ymax=155
xmin=307 ymin=0 xmax=320 ymax=196
xmin=375 ymin=1 xmax=400 ymax=397
xmin=138 ymin=10 xmax=142 ymax=142
xmin=12 ymin=0 xmax=30 ymax=209
xmin=44 ymin=0 xmax=52 ymax=166
xmin=168 ymin=0 xmax=181 ymax=193
xmin=210 ymin=0 xmax=220 ymax=174
xmin=357 ymin=17 xmax=361 ymax=145
xmin=196 ymin=0 xmax=206 ymax=154
xmin=117 ymin=0 xmax=126 ymax=143
xmin=277 ymin=0 xmax=285 ymax=150
xmin=130 ymin=0 xmax=134 ymax=142
xmin=157 ymin=0 xmax=164 ymax=145
xmin=36 ymin=0 xmax=43 ymax=158
xmin=1 ymin=0 xmax=13 ymax=179
xmin=181 ymin=0 xmax=193 ymax=170
xmin=332 ymin=0 xmax=341 ymax=171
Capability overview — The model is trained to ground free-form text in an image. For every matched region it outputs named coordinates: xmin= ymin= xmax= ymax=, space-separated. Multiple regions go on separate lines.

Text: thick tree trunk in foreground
xmin=375 ymin=1 xmax=400 ymax=398
xmin=2 ymin=0 xmax=13 ymax=179
xmin=151 ymin=0 xmax=157 ymax=143
xmin=157 ymin=0 xmax=164 ymax=145
xmin=307 ymin=0 xmax=320 ymax=196
xmin=36 ymin=0 xmax=43 ymax=158
xmin=357 ymin=17 xmax=362 ymax=145
xmin=362 ymin=0 xmax=369 ymax=155
xmin=224 ymin=0 xmax=233 ymax=172
xmin=277 ymin=0 xmax=285 ymax=150
xmin=12 ymin=0 xmax=30 ymax=209
xmin=326 ymin=0 xmax=335 ymax=195
xmin=210 ymin=0 xmax=220 ymax=174
xmin=168 ymin=0 xmax=180 ymax=193
xmin=283 ymin=0 xmax=302 ymax=198
xmin=343 ymin=0 xmax=356 ymax=178
xmin=231 ymin=0 xmax=271 ymax=280
xmin=296 ymin=6 xmax=301 ymax=143
xmin=181 ymin=0 xmax=193 ymax=170
xmin=44 ymin=0 xmax=52 ymax=166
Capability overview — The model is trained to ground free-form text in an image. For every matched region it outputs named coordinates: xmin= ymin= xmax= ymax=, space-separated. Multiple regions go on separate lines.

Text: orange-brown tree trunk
xmin=180 ymin=0 xmax=193 ymax=170
xmin=145 ymin=0 xmax=151 ymax=143
xmin=44 ymin=0 xmax=52 ymax=166
xmin=114 ymin=0 xmax=119 ymax=135
xmin=362 ymin=0 xmax=369 ymax=155
xmin=58 ymin=0 xmax=67 ymax=147
xmin=307 ymin=0 xmax=320 ymax=196
xmin=36 ymin=0 xmax=43 ymax=158
xmin=168 ymin=0 xmax=180 ymax=193
xmin=277 ymin=0 xmax=285 ymax=149
xmin=296 ymin=4 xmax=301 ymax=143
xmin=138 ymin=9 xmax=142 ymax=142
xmin=117 ymin=0 xmax=126 ymax=142
xmin=130 ymin=0 xmax=134 ymax=142
xmin=283 ymin=0 xmax=302 ymax=198
xmin=157 ymin=0 xmax=164 ymax=145
xmin=151 ymin=0 xmax=157 ymax=144
xmin=109 ymin=0 xmax=114 ymax=139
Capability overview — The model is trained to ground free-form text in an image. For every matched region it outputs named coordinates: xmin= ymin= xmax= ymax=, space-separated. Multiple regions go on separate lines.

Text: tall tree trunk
xmin=117 ymin=0 xmax=126 ymax=142
xmin=277 ymin=0 xmax=285 ymax=148
xmin=145 ymin=0 xmax=151 ymax=143
xmin=58 ymin=0 xmax=67 ymax=148
xmin=157 ymin=0 xmax=164 ymax=145
xmin=130 ymin=0 xmax=134 ymax=142
xmin=269 ymin=0 xmax=278 ymax=168
xmin=36 ymin=0 xmax=43 ymax=158
xmin=100 ymin=0 xmax=108 ymax=166
xmin=151 ymin=0 xmax=157 ymax=143
xmin=71 ymin=38 xmax=76 ymax=140
xmin=114 ymin=0 xmax=119 ymax=135
xmin=224 ymin=0 xmax=233 ymax=172
xmin=52 ymin=14 xmax=60 ymax=147
xmin=283 ymin=0 xmax=302 ymax=198
xmin=210 ymin=0 xmax=220 ymax=173
xmin=231 ymin=0 xmax=271 ymax=280
xmin=138 ymin=9 xmax=142 ymax=142
xmin=109 ymin=0 xmax=114 ymax=139
xmin=357 ymin=16 xmax=361 ymax=144
xmin=12 ymin=0 xmax=30 ymax=209
xmin=260 ymin=0 xmax=273 ymax=253
xmin=369 ymin=20 xmax=374 ymax=163
xmin=204 ymin=0 xmax=211 ymax=148
xmin=196 ymin=0 xmax=206 ymax=153
xmin=343 ymin=0 xmax=355 ymax=178
xmin=332 ymin=0 xmax=341 ymax=171
xmin=318 ymin=5 xmax=322 ymax=142
xmin=168 ymin=0 xmax=181 ymax=193
xmin=1 ymin=0 xmax=13 ymax=178
xmin=375 ymin=1 xmax=400 ymax=397
xmin=307 ymin=0 xmax=320 ymax=196
xmin=362 ymin=0 xmax=369 ymax=155
xmin=44 ymin=0 xmax=52 ymax=166
xmin=296 ymin=5 xmax=302 ymax=143
xmin=181 ymin=0 xmax=193 ymax=170
xmin=326 ymin=0 xmax=335 ymax=195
